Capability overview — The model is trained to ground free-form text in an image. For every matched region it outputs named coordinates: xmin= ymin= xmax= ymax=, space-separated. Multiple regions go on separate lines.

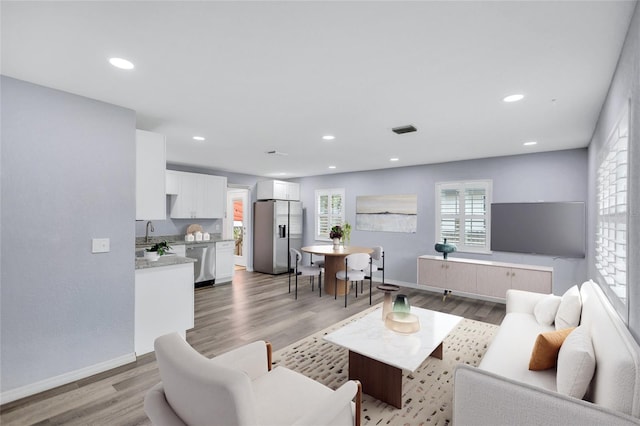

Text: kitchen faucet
xmin=145 ymin=221 xmax=155 ymax=243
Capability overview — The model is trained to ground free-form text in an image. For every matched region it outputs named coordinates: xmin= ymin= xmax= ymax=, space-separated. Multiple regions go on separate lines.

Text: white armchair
xmin=145 ymin=332 xmax=362 ymax=426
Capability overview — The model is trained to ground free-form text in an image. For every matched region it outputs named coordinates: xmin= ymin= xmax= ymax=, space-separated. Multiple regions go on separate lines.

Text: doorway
xmin=226 ymin=188 xmax=250 ymax=268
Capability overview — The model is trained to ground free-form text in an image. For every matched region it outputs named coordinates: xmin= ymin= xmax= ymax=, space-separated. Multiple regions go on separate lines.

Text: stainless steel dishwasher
xmin=186 ymin=243 xmax=215 ymax=286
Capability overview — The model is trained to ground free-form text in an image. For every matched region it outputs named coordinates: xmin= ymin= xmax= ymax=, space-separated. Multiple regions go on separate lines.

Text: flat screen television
xmin=490 ymin=202 xmax=585 ymax=258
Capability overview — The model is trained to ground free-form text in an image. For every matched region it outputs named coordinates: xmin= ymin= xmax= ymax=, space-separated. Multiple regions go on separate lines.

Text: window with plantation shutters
xmin=435 ymin=180 xmax=492 ymax=253
xmin=315 ymin=188 xmax=345 ymax=240
xmin=596 ymin=102 xmax=628 ymax=306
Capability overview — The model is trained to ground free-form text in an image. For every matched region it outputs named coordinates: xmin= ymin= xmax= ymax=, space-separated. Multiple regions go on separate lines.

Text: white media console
xmin=417 ymin=255 xmax=552 ymax=301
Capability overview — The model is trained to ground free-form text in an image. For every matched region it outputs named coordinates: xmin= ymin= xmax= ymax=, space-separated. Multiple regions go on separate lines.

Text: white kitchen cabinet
xmin=257 ymin=179 xmax=300 ymax=200
xmin=168 ymin=171 xmax=227 ymax=218
xmin=136 ymin=130 xmax=166 ymax=220
xmin=172 ymin=172 xmax=198 ymax=218
xmin=202 ymin=174 xmax=226 ymax=218
xmin=417 ymin=255 xmax=552 ymax=301
xmin=135 ymin=263 xmax=194 ymax=355
xmin=215 ymin=240 xmax=235 ymax=284
xmin=165 ymin=170 xmax=180 ymax=195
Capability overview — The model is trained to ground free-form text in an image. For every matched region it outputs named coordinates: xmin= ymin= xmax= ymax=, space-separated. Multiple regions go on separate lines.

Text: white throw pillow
xmin=555 ymin=285 xmax=582 ymax=329
xmin=534 ymin=295 xmax=562 ymax=326
xmin=556 ymin=326 xmax=595 ymax=399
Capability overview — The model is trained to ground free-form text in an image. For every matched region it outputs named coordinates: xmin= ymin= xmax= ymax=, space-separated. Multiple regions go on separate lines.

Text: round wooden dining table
xmin=301 ymin=245 xmax=374 ymax=296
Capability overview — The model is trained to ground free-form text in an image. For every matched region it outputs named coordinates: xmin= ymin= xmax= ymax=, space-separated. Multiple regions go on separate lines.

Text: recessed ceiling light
xmin=193 ymin=136 xmax=205 ymax=141
xmin=108 ymin=57 xmax=134 ymax=70
xmin=390 ymin=157 xmax=399 ymax=162
xmin=503 ymin=94 xmax=524 ymax=103
xmin=523 ymin=141 xmax=537 ymax=146
xmin=328 ymin=165 xmax=336 ymax=169
xmin=322 ymin=135 xmax=335 ymax=141
xmin=278 ymin=172 xmax=287 ymax=176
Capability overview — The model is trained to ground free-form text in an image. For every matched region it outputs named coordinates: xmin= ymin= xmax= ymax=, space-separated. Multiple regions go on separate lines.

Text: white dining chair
xmin=310 ymin=253 xmax=326 ymax=283
xmin=364 ymin=246 xmax=385 ymax=301
xmin=289 ymin=248 xmax=322 ymax=299
xmin=335 ymin=253 xmax=371 ymax=308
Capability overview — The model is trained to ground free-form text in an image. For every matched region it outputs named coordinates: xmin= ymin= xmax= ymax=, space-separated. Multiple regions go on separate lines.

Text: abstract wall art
xmin=356 ymin=194 xmax=417 ymax=233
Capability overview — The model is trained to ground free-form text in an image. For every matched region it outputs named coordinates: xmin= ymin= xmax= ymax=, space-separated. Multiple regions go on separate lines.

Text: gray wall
xmin=587 ymin=2 xmax=640 ymax=341
xmin=1 ymin=77 xmax=136 ymax=392
xmin=297 ymin=149 xmax=588 ymax=295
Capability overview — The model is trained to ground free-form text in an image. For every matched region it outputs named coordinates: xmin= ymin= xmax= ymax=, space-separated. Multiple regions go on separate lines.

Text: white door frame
xmin=226 ymin=187 xmax=251 ymax=269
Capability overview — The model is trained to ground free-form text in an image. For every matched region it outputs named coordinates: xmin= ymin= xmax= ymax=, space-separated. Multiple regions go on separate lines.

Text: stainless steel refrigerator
xmin=253 ymin=200 xmax=302 ymax=274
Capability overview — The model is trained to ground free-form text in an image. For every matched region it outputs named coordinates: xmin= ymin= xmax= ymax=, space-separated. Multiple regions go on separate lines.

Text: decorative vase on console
xmin=434 ymin=238 xmax=457 ymax=259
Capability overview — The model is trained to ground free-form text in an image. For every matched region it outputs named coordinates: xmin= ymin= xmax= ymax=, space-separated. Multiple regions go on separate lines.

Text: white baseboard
xmin=0 ymin=352 xmax=136 ymax=405
xmin=383 ymin=278 xmax=419 ymax=289
xmin=416 ymin=284 xmax=506 ymax=304
xmin=379 ymin=279 xmax=506 ymax=304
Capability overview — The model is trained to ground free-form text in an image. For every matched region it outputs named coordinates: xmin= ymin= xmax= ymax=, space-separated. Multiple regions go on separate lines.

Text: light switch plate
xmin=92 ymin=238 xmax=110 ymax=253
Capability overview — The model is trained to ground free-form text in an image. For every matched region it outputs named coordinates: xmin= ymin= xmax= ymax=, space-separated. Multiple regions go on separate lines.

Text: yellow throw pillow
xmin=528 ymin=327 xmax=576 ymax=371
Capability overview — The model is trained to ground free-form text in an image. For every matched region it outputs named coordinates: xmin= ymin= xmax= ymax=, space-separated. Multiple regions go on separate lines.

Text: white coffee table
xmin=323 ymin=306 xmax=463 ymax=408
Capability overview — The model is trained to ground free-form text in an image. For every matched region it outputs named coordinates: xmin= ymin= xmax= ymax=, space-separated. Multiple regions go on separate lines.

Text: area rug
xmin=272 ymin=305 xmax=498 ymax=425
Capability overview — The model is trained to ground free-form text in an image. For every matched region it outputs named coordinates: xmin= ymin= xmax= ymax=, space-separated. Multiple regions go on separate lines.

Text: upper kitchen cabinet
xmin=165 ymin=170 xmax=180 ymax=195
xmin=257 ymin=179 xmax=300 ymax=200
xmin=136 ymin=130 xmax=166 ymax=220
xmin=168 ymin=171 xmax=226 ymax=219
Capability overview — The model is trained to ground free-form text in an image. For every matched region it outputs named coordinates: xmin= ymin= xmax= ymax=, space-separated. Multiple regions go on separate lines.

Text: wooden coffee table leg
xmin=431 ymin=342 xmax=443 ymax=360
xmin=349 ymin=351 xmax=403 ymax=409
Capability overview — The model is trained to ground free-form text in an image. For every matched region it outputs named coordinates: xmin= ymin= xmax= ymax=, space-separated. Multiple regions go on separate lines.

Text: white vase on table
xmin=333 ymin=238 xmax=341 ymax=249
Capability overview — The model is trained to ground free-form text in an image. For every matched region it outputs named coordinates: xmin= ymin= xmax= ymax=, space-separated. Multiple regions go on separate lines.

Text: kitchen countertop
xmin=135 ymin=234 xmax=232 ymax=249
xmin=135 ymin=255 xmax=197 ymax=270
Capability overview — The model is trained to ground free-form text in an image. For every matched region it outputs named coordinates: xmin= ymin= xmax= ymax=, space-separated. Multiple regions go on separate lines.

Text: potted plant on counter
xmin=145 ymin=240 xmax=172 ymax=261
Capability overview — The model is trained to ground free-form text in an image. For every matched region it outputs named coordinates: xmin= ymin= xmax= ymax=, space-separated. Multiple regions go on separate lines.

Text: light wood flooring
xmin=1 ymin=270 xmax=505 ymax=425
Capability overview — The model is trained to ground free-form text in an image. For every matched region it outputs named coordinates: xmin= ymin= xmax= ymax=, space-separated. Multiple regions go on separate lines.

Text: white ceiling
xmin=2 ymin=1 xmax=636 ymax=178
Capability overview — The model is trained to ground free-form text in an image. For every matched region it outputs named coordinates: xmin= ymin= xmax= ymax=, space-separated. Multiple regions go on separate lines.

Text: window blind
xmin=316 ymin=189 xmax=345 ymax=240
xmin=435 ymin=180 xmax=492 ymax=253
xmin=595 ymin=104 xmax=629 ymax=303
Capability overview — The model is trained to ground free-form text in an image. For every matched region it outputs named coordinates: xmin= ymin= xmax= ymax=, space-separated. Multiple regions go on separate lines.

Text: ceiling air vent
xmin=392 ymin=125 xmax=417 ymax=134
xmin=265 ymin=150 xmax=288 ymax=156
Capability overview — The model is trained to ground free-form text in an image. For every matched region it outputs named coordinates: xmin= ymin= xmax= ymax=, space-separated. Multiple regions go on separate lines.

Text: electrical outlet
xmin=92 ymin=238 xmax=110 ymax=253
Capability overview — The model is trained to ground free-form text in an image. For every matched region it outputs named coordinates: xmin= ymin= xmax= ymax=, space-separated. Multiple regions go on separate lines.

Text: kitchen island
xmin=134 ymin=255 xmax=196 ymax=355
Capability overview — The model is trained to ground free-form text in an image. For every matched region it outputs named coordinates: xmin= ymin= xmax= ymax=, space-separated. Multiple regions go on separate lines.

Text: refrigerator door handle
xmin=279 ymin=224 xmax=286 ymax=238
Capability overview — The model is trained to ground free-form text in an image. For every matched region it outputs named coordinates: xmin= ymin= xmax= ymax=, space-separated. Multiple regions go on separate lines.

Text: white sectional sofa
xmin=453 ymin=280 xmax=640 ymax=425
